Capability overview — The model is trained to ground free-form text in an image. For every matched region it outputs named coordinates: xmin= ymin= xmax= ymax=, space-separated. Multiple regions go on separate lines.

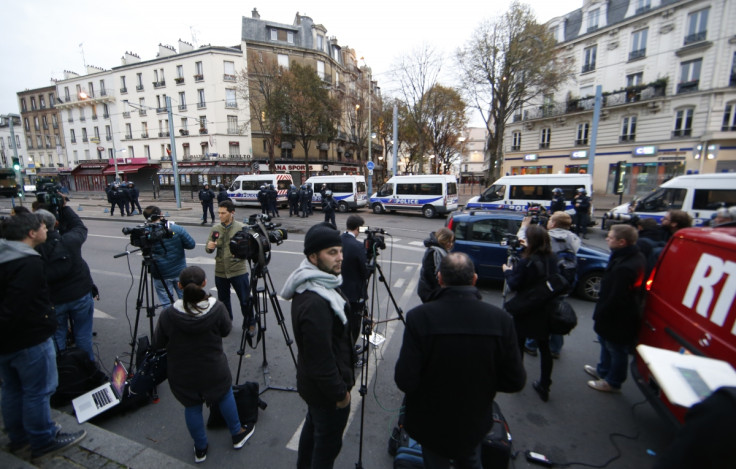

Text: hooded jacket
xmin=150 ymin=223 xmax=196 ymax=280
xmin=548 ymin=227 xmax=581 ymax=256
xmin=0 ymin=239 xmax=56 ymax=354
xmin=152 ymin=297 xmax=233 ymax=406
xmin=417 ymin=232 xmax=448 ymax=303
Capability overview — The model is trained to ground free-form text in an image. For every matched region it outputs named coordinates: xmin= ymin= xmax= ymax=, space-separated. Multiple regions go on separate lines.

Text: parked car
xmin=446 ymin=210 xmax=609 ymax=301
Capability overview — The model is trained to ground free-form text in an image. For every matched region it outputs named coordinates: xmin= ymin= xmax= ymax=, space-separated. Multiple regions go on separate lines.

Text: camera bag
xmin=207 ymin=381 xmax=267 ymax=428
xmin=51 ymin=346 xmax=108 ymax=407
xmin=481 ymin=401 xmax=512 ymax=469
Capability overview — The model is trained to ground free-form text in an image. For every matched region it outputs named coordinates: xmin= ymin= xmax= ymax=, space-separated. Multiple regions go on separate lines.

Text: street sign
xmin=368 ymin=169 xmax=373 ymax=176
xmin=366 ymin=161 xmax=375 ymax=170
xmin=97 ymin=146 xmax=105 ymax=152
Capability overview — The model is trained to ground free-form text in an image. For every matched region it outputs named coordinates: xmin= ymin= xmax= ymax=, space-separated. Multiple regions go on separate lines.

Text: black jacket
xmin=550 ymin=195 xmax=566 ymax=213
xmin=417 ymin=232 xmax=446 ymax=303
xmin=216 ymin=189 xmax=229 ymax=203
xmin=291 ymin=290 xmax=355 ymax=410
xmin=395 ymin=286 xmax=526 ymax=458
xmin=504 ymin=253 xmax=559 ymax=339
xmin=128 ymin=186 xmax=140 ymax=200
xmin=593 ymin=244 xmax=646 ymax=345
xmin=36 ymin=206 xmax=95 ymax=304
xmin=340 ymin=232 xmax=368 ymax=304
xmin=198 ymin=188 xmax=215 ymax=204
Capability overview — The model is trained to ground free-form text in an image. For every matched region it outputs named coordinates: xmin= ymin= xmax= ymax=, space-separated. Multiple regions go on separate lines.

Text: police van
xmin=305 ymin=175 xmax=367 ymax=212
xmin=604 ymin=173 xmax=736 ymax=227
xmin=465 ymin=174 xmax=592 ymax=215
xmin=632 ymin=223 xmax=736 ymax=426
xmin=227 ymin=174 xmax=293 ymax=207
xmin=370 ymin=175 xmax=458 ymax=218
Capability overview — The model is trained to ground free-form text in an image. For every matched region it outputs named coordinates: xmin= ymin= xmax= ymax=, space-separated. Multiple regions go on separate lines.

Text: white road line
xmin=93 ymin=308 xmax=115 ymax=319
xmin=404 ymin=265 xmax=412 ymax=273
xmin=393 ymin=278 xmax=406 ymax=289
xmin=407 ymin=241 xmax=424 ymax=247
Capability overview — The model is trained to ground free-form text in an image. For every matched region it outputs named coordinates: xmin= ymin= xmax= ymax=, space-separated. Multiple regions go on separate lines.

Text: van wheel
xmin=422 ymin=205 xmax=437 ymax=218
xmin=373 ymin=203 xmax=385 ymax=214
xmin=337 ymin=202 xmax=349 ymax=213
xmin=576 ymin=271 xmax=602 ymax=302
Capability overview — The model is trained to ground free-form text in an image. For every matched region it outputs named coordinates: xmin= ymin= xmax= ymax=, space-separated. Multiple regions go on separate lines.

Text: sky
xmin=1 ymin=0 xmax=583 ymax=119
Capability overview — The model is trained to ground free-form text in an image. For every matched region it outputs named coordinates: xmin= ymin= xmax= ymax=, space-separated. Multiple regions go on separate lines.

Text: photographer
xmin=142 ymin=206 xmax=196 ymax=308
xmin=198 ymin=184 xmax=216 ymax=225
xmin=205 ymin=200 xmax=254 ymax=332
xmin=340 ymin=215 xmax=369 ymax=349
xmin=35 ymin=206 xmax=98 ymax=362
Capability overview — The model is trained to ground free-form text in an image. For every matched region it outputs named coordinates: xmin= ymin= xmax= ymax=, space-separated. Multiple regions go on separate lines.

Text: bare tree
xmin=424 ymin=84 xmax=468 ymax=174
xmin=457 ymin=1 xmax=572 ymax=180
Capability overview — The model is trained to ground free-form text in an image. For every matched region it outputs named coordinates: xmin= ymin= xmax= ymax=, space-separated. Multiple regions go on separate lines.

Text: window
xmin=396 ymin=183 xmax=442 ymax=196
xmin=70 ymin=129 xmax=76 ymax=143
xmin=24 ymin=118 xmax=29 ymax=131
xmin=587 ymin=8 xmax=599 ymax=32
xmin=52 ymin=115 xmax=58 ymax=128
xmin=638 ymin=188 xmax=686 ymax=212
xmin=278 ymin=54 xmax=289 ymax=69
xmin=142 ymin=122 xmax=149 ymax=138
xmin=105 ymin=125 xmax=112 ymax=140
xmin=199 ymin=116 xmax=207 ymax=132
xmin=281 ymin=146 xmax=293 ymax=158
xmin=31 ymin=97 xmax=36 ymax=110
xmin=136 ymin=73 xmax=143 ymax=90
xmin=64 ymin=87 xmax=70 ymax=101
xmin=181 ymin=118 xmax=188 ymax=132
xmin=144 ymin=145 xmax=151 ymax=159
xmin=673 ymin=108 xmax=694 ymax=137
xmin=685 ymin=8 xmax=709 ymax=45
xmin=470 ymin=219 xmax=518 ymax=244
xmin=227 ymin=115 xmax=238 ymax=134
xmin=120 ymin=76 xmax=127 ymax=93
xmin=49 ymin=93 xmax=55 ymax=107
xmin=678 ymin=59 xmax=702 ymax=93
xmin=195 ymin=62 xmax=204 ymax=80
xmin=33 ymin=116 xmax=39 ymax=131
xmin=287 ymin=31 xmax=294 ymax=43
xmin=316 ymin=35 xmax=324 ymax=51
xmin=582 ymin=45 xmax=597 ymax=73
xmin=178 ymin=91 xmax=186 ymax=110
xmin=576 ymin=123 xmax=589 ymax=145
xmin=94 ymin=127 xmax=100 ymax=140
xmin=692 ymin=189 xmax=736 ymax=210
xmin=229 ymin=142 xmax=240 ymax=156
xmin=730 ymin=52 xmax=736 ymax=87
xmin=627 ymin=72 xmax=643 ymax=88
xmin=176 ymin=65 xmax=184 ymax=78
xmin=317 ymin=61 xmax=325 ymax=80
xmin=125 ymin=123 xmax=132 ymax=139
xmin=722 ymin=102 xmax=736 ymax=131
xmin=103 ymin=103 xmax=109 ymax=118
xmin=99 ymin=79 xmax=106 ymax=96
xmin=540 ymin=128 xmax=551 ymax=149
xmin=39 ymin=95 xmax=46 ymax=109
xmin=636 ymin=0 xmax=651 ymax=14
xmin=198 ymin=89 xmax=206 ymax=108
xmin=224 ymin=61 xmax=236 ymax=81
xmin=270 ymin=29 xmax=277 ymax=40
xmin=630 ymin=29 xmax=648 ymax=60
xmin=81 ymin=128 xmax=88 ymax=142
xmin=511 ymin=131 xmax=521 ymax=151
xmin=20 ymin=98 xmax=27 ymax=111
xmin=621 ymin=116 xmax=637 ymax=141
xmin=225 ymin=89 xmax=237 ymax=108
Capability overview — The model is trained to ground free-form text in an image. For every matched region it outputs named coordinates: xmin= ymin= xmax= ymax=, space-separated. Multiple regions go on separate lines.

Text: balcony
xmin=136 ymin=84 xmax=144 ymax=91
xmin=79 ymin=116 xmax=86 ymax=122
xmin=156 ymin=107 xmax=167 ymax=114
xmin=178 ymin=104 xmax=187 ymax=111
xmin=194 ymin=74 xmax=204 ymax=82
xmin=141 ymin=133 xmax=149 ymax=138
xmin=123 ymin=111 xmax=131 ymax=118
xmin=120 ymin=87 xmax=128 ymax=94
xmin=82 ymin=137 xmax=88 ymax=143
xmin=575 ymin=139 xmax=588 ymax=146
xmin=175 ymin=77 xmax=185 ymax=85
xmin=197 ymin=102 xmax=206 ymax=109
xmin=158 ymin=131 xmax=170 ymax=137
xmin=179 ymin=129 xmax=190 ymax=136
xmin=199 ymin=128 xmax=208 ymax=134
xmin=620 ymin=134 xmax=636 ymax=142
xmin=628 ymin=49 xmax=646 ymax=61
xmin=103 ymin=113 xmax=109 ymax=119
xmin=139 ymin=110 xmax=147 ymax=117
xmin=106 ymin=135 xmax=112 ymax=141
xmin=672 ymin=129 xmax=692 ymax=138
xmin=539 ymin=142 xmax=550 ymax=149
xmin=677 ymin=80 xmax=699 ymax=94
xmin=225 ymin=101 xmax=238 ymax=109
xmin=223 ymin=74 xmax=236 ymax=82
xmin=581 ymin=63 xmax=596 ymax=74
xmin=124 ymin=134 xmax=133 ymax=140
xmin=511 ymin=145 xmax=521 ymax=151
xmin=153 ymin=80 xmax=166 ymax=88
xmin=684 ymin=31 xmax=707 ymax=46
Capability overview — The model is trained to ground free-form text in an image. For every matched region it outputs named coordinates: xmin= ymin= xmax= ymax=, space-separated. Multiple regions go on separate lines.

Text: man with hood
xmin=417 ymin=227 xmax=455 ymax=303
xmin=0 ymin=213 xmax=86 ymax=459
xmin=281 ymin=222 xmax=354 ymax=469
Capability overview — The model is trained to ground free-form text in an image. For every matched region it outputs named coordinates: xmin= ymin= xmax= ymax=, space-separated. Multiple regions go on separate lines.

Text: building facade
xmin=459 ymin=127 xmax=488 ymax=184
xmin=503 ymin=0 xmax=736 ymax=196
xmin=0 ymin=115 xmax=22 ymax=170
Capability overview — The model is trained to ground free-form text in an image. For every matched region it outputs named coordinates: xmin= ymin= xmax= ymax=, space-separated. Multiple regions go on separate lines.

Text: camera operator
xmin=34 ymin=205 xmax=98 ymax=362
xmin=205 ymin=200 xmax=254 ymax=333
xmin=340 ymin=215 xmax=369 ymax=350
xmin=142 ymin=206 xmax=196 ymax=308
xmin=199 ymin=183 xmax=216 ymax=225
xmin=396 ymin=252 xmax=525 ymax=468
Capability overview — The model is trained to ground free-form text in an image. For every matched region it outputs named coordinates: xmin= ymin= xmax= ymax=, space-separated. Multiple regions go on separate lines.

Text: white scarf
xmin=280 ymin=258 xmax=347 ymax=324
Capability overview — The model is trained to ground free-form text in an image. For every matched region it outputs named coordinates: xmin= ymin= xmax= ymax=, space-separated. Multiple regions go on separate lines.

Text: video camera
xmin=526 ymin=203 xmax=549 ymax=226
xmin=229 ymin=214 xmax=287 ymax=266
xmin=35 ymin=178 xmax=66 ymax=220
xmin=122 ymin=219 xmax=174 ymax=250
xmin=363 ymin=227 xmax=387 ymax=260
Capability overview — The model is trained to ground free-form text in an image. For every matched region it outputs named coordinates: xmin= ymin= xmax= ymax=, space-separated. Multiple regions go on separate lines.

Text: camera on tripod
xmin=363 ymin=227 xmax=387 ymax=259
xmin=35 ymin=178 xmax=66 ymax=220
xmin=229 ymin=214 xmax=288 ymax=265
xmin=122 ymin=219 xmax=173 ymax=250
xmin=525 ymin=203 xmax=549 ymax=226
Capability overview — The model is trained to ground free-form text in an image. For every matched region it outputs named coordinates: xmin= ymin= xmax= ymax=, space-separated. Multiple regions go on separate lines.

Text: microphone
xmin=211 ymin=231 xmax=220 ymax=242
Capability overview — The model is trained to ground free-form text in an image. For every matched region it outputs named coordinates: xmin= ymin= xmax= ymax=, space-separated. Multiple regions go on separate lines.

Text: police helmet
xmin=552 ymin=187 xmax=562 ymax=195
xmin=325 ymin=190 xmax=333 ymax=196
xmin=577 ymin=188 xmax=586 ymax=194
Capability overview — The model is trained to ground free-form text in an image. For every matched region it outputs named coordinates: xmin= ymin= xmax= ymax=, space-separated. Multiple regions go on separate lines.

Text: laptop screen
xmin=111 ymin=360 xmax=127 ymax=396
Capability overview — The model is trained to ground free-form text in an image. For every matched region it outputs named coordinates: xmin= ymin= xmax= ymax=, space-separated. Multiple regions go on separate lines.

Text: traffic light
xmin=12 ymin=157 xmax=20 ymax=171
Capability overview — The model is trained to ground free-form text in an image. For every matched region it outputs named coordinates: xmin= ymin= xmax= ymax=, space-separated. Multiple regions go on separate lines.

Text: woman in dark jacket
xmin=152 ymin=266 xmax=252 ymax=463
xmin=417 ymin=227 xmax=454 ymax=303
xmin=502 ymin=225 xmax=558 ymax=402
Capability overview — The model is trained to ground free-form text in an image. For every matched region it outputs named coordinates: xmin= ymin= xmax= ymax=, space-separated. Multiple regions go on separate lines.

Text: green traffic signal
xmin=12 ymin=157 xmax=20 ymax=171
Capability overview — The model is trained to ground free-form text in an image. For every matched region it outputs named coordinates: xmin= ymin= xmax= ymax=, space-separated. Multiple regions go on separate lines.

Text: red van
xmin=632 ymin=226 xmax=736 ymax=426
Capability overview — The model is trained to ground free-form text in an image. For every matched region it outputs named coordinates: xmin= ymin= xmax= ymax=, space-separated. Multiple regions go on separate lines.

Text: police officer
xmin=573 ymin=188 xmax=591 ymax=239
xmin=550 ymin=188 xmax=566 ymax=214
xmin=128 ymin=182 xmax=142 ymax=215
xmin=257 ymin=185 xmax=268 ymax=215
xmin=119 ymin=183 xmax=132 ymax=216
xmin=322 ymin=190 xmax=337 ymax=227
xmin=216 ymin=184 xmax=229 ymax=204
xmin=299 ymin=185 xmax=310 ymax=218
xmin=267 ymin=184 xmax=279 ymax=218
xmin=198 ymin=183 xmax=216 ymax=225
xmin=288 ymin=184 xmax=300 ymax=217
xmin=306 ymin=183 xmax=314 ymax=215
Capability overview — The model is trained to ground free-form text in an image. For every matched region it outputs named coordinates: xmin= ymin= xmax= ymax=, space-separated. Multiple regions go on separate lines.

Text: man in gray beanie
xmin=281 ymin=222 xmax=355 ymax=469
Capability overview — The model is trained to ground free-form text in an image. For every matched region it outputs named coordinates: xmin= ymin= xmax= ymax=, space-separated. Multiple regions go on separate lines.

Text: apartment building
xmin=459 ymin=127 xmax=488 ymax=184
xmin=503 ymin=0 xmax=736 ymax=196
xmin=0 ymin=115 xmax=22 ymax=169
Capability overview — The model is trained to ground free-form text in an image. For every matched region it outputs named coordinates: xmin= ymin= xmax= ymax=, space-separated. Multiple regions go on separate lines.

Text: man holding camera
xmin=205 ymin=200 xmax=254 ymax=333
xmin=395 ymin=252 xmax=525 ymax=468
xmin=142 ymin=206 xmax=196 ymax=308
xmin=340 ymin=215 xmax=369 ymax=350
xmin=281 ymin=222 xmax=354 ymax=469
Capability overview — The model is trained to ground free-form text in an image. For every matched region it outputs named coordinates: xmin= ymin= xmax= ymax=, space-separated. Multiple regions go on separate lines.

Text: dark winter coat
xmin=198 ymin=188 xmax=215 ymax=204
xmin=503 ymin=253 xmax=559 ymax=339
xmin=395 ymin=286 xmax=526 ymax=458
xmin=550 ymin=195 xmax=566 ymax=213
xmin=150 ymin=223 xmax=196 ymax=280
xmin=574 ymin=195 xmax=591 ymax=214
xmin=593 ymin=244 xmax=646 ymax=345
xmin=291 ymin=290 xmax=355 ymax=410
xmin=0 ymin=240 xmax=56 ymax=354
xmin=128 ymin=186 xmax=140 ymax=200
xmin=119 ymin=187 xmax=131 ymax=202
xmin=417 ymin=232 xmax=447 ymax=302
xmin=339 ymin=232 xmax=368 ymax=305
xmin=36 ymin=206 xmax=95 ymax=304
xmin=216 ymin=189 xmax=229 ymax=204
xmin=322 ymin=195 xmax=336 ymax=214
xmin=153 ymin=298 xmax=233 ymax=407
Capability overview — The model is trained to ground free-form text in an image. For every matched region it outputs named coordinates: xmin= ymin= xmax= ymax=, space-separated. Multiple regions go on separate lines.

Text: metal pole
xmin=588 ymin=85 xmax=602 ymax=193
xmin=166 ymin=97 xmax=181 ymax=208
xmin=392 ymin=104 xmax=398 ymax=177
xmin=111 ymin=135 xmax=120 ymax=183
xmin=366 ymin=76 xmax=373 ymax=197
xmin=8 ymin=114 xmax=25 ymax=202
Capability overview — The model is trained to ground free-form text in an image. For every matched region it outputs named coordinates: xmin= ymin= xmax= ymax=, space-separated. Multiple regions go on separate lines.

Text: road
xmin=1 ymin=201 xmax=674 ymax=468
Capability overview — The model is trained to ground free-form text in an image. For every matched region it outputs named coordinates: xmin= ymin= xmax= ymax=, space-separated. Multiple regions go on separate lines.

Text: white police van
xmin=604 ymin=173 xmax=736 ymax=227
xmin=370 ymin=175 xmax=458 ymax=218
xmin=227 ymin=174 xmax=293 ymax=207
xmin=305 ymin=175 xmax=367 ymax=212
xmin=465 ymin=174 xmax=592 ymax=215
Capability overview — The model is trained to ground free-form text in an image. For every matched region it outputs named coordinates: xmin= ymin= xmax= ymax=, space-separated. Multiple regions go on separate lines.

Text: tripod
xmin=355 ymin=252 xmax=405 ymax=469
xmin=233 ymin=261 xmax=297 ymax=394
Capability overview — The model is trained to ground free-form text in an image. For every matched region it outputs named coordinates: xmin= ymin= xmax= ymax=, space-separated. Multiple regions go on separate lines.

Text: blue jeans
xmin=596 ymin=335 xmax=631 ymax=389
xmin=297 ymin=404 xmax=350 ymax=469
xmin=184 ymin=388 xmax=242 ymax=451
xmin=215 ymin=273 xmax=251 ymax=322
xmin=525 ymin=335 xmax=564 ymax=355
xmin=422 ymin=443 xmax=482 ymax=469
xmin=54 ymin=292 xmax=95 ymax=362
xmin=153 ymin=278 xmax=183 ymax=309
xmin=0 ymin=338 xmax=59 ymax=451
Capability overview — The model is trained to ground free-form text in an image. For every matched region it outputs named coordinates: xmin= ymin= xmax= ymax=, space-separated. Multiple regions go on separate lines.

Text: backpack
xmin=552 ymin=238 xmax=577 ymax=290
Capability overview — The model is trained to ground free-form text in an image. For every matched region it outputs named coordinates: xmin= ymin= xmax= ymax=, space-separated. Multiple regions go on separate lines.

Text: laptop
xmin=72 ymin=359 xmax=128 ymax=423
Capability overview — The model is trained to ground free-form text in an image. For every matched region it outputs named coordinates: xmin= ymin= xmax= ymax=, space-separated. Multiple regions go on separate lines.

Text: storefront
xmin=72 ymin=162 xmax=108 ymax=192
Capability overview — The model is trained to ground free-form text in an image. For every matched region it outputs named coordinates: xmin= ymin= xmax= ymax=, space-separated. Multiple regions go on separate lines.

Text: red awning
xmin=102 ymin=164 xmax=150 ymax=175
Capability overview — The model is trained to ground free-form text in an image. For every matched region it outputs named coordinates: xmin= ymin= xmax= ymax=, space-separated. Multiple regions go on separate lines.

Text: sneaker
xmin=194 ymin=445 xmax=208 ymax=463
xmin=232 ymin=425 xmax=254 ymax=449
xmin=523 ymin=345 xmax=538 ymax=357
xmin=583 ymin=364 xmax=601 ymax=380
xmin=9 ymin=422 xmax=61 ymax=455
xmin=551 ymin=352 xmax=560 ymax=359
xmin=532 ymin=380 xmax=550 ymax=402
xmin=587 ymin=379 xmax=621 ymax=393
xmin=31 ymin=429 xmax=86 ymax=460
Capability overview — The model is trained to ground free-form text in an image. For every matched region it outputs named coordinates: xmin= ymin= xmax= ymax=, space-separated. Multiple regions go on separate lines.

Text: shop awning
xmin=102 ymin=164 xmax=152 ymax=175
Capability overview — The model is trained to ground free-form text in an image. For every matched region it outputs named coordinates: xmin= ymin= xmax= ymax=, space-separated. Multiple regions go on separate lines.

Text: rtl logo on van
xmin=682 ymin=253 xmax=736 ymax=331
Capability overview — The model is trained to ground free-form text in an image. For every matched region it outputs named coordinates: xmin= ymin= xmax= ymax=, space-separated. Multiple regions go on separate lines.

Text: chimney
xmin=252 ymin=8 xmax=260 ymax=19
xmin=121 ymin=52 xmax=141 ymax=65
xmin=86 ymin=65 xmax=104 ymax=75
xmin=63 ymin=70 xmax=80 ymax=79
xmin=157 ymin=43 xmax=176 ymax=58
xmin=178 ymin=39 xmax=194 ymax=53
